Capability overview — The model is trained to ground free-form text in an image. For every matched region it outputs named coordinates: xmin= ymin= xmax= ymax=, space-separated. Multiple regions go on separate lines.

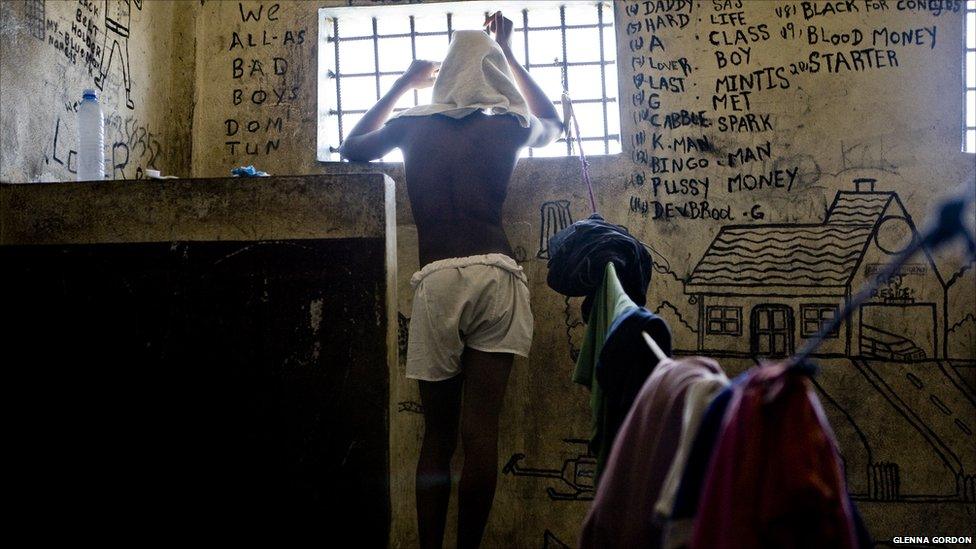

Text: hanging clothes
xmin=546 ymin=213 xmax=652 ymax=321
xmin=663 ymin=371 xmax=871 ymax=549
xmin=579 ymin=357 xmax=725 ymax=549
xmin=573 ymin=262 xmax=637 ymax=478
xmin=594 ymin=306 xmax=672 ymax=479
xmin=652 ymin=366 xmax=729 ymax=523
xmin=690 ymin=363 xmax=859 ymax=549
xmin=663 ymin=376 xmax=742 ymax=549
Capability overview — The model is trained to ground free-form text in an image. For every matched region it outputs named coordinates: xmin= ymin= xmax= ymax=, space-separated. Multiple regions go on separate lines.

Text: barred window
xmin=801 ymin=305 xmax=839 ymax=339
xmin=706 ymin=306 xmax=742 ymax=336
xmin=965 ymin=0 xmax=975 ymax=151
xmin=317 ymin=1 xmax=620 ymax=162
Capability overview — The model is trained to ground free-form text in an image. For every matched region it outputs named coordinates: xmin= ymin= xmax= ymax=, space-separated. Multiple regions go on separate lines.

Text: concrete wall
xmin=1 ymin=174 xmax=398 ymax=544
xmin=0 ymin=0 xmax=196 ymax=182
xmin=2 ymin=0 xmax=975 ymax=546
xmin=189 ymin=2 xmax=975 ymax=545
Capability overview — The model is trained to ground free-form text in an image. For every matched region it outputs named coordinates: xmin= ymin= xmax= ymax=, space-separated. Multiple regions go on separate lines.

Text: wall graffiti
xmin=223 ymin=1 xmax=307 ymax=161
xmin=26 ymin=0 xmax=45 ymax=40
xmin=4 ymin=0 xmax=169 ymax=182
xmin=94 ymin=0 xmax=142 ymax=109
xmin=668 ymin=177 xmax=974 ymax=502
xmin=108 ymin=113 xmax=162 ymax=178
xmin=397 ymin=400 xmax=423 ymax=414
xmin=538 ymin=200 xmax=574 ymax=259
xmin=397 ymin=311 xmax=409 ymax=360
xmin=502 ymin=439 xmax=595 ymax=502
xmin=45 ymin=116 xmax=78 ymax=175
xmin=609 ymin=0 xmax=975 ymax=540
xmin=44 ymin=111 xmax=163 ymax=181
xmin=542 ymin=529 xmax=571 ymax=549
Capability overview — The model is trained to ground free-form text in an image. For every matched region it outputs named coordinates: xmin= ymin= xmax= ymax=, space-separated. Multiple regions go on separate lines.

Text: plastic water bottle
xmin=77 ymin=89 xmax=104 ymax=181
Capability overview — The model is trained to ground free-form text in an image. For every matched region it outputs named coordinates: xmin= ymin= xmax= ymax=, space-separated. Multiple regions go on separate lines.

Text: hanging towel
xmin=388 ymin=30 xmax=531 ymax=127
xmin=579 ymin=357 xmax=725 ymax=549
xmin=663 ymin=377 xmax=741 ymax=549
xmin=691 ymin=363 xmax=859 ymax=549
xmin=653 ymin=367 xmax=729 ymax=524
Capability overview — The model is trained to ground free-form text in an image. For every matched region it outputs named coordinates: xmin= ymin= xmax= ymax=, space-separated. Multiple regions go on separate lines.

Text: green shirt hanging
xmin=572 ymin=262 xmax=638 ymax=482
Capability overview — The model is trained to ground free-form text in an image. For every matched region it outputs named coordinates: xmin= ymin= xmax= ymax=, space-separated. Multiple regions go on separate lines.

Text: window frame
xmin=317 ymin=0 xmax=620 ymax=162
xmin=706 ymin=306 xmax=743 ymax=336
xmin=800 ymin=304 xmax=840 ymax=339
xmin=965 ymin=0 xmax=975 ymax=152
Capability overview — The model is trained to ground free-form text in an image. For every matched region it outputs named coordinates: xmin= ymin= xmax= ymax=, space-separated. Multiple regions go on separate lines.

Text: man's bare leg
xmin=417 ymin=375 xmax=462 ymax=549
xmin=457 ymin=348 xmax=513 ymax=549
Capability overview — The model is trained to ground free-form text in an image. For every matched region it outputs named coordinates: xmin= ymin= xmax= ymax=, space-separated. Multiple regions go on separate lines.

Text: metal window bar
xmin=559 ymin=5 xmax=571 ymax=155
xmin=331 ymin=96 xmax=616 ymax=116
xmin=333 ymin=18 xmax=344 ymax=146
xmin=335 ymin=98 xmax=616 ymax=115
xmin=328 ymin=3 xmax=618 ymax=158
xmin=333 ymin=60 xmax=612 ymax=80
xmin=372 ymin=17 xmax=381 ymax=101
xmin=523 ymin=9 xmax=532 ymax=158
xmin=329 ymin=22 xmax=610 ymax=42
xmin=410 ymin=15 xmax=418 ymax=106
xmin=597 ymin=2 xmax=609 ymax=154
xmin=967 ymin=3 xmax=975 ymax=151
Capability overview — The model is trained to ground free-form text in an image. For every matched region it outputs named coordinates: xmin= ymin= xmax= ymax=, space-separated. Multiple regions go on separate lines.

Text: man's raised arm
xmin=338 ymin=60 xmax=439 ymax=161
xmin=486 ymin=11 xmax=563 ymax=148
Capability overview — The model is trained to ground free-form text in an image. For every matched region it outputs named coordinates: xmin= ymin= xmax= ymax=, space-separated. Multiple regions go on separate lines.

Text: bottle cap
xmin=82 ymin=89 xmax=98 ymax=100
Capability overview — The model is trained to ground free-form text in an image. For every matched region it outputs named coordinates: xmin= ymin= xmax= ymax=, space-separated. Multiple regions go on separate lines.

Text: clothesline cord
xmin=562 ymin=92 xmax=598 ymax=215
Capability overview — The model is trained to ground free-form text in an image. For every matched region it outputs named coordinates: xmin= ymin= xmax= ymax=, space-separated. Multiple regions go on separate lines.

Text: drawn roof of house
xmin=683 ymin=190 xmax=939 ymax=293
xmin=685 ymin=224 xmax=875 ymax=290
xmin=825 ymin=192 xmax=894 ymax=224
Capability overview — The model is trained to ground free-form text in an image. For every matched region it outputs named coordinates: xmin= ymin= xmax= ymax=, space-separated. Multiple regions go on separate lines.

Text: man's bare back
xmin=393 ymin=113 xmax=528 ymax=265
xmin=338 ymin=14 xmax=561 ymax=269
xmin=338 ymin=13 xmax=563 ymax=548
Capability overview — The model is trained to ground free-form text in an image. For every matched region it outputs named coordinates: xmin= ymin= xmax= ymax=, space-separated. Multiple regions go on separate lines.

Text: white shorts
xmin=406 ymin=253 xmax=533 ymax=381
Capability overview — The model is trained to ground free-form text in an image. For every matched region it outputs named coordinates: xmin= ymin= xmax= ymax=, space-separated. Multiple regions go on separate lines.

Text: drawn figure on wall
xmin=95 ymin=0 xmax=142 ymax=109
xmin=25 ymin=0 xmax=45 ymax=41
xmin=538 ymin=200 xmax=573 ymax=259
xmin=503 ymin=439 xmax=595 ymax=501
xmin=681 ymin=177 xmax=975 ymax=501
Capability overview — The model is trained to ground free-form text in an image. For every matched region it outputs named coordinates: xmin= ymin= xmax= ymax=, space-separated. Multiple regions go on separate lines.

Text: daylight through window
xmin=318 ymin=1 xmax=620 ymax=162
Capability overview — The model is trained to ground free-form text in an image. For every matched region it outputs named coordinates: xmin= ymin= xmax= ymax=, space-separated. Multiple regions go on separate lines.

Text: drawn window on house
xmin=800 ymin=305 xmax=839 ymax=339
xmin=317 ymin=1 xmax=619 ymax=162
xmin=706 ymin=306 xmax=742 ymax=336
xmin=966 ymin=0 xmax=975 ymax=152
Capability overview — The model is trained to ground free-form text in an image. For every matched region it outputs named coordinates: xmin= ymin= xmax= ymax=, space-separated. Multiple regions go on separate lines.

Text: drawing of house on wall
xmin=684 ymin=179 xmax=947 ymax=360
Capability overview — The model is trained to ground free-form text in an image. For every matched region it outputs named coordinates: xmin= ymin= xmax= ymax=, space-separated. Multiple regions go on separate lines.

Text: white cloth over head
xmin=389 ymin=29 xmax=531 ymax=127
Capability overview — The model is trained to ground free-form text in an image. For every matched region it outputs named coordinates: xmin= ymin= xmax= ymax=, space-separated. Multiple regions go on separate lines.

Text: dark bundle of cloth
xmin=546 ymin=213 xmax=653 ymax=319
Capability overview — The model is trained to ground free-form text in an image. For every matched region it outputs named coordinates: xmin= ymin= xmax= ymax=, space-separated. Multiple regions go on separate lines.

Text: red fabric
xmin=690 ymin=363 xmax=857 ymax=549
xmin=580 ymin=357 xmax=724 ymax=549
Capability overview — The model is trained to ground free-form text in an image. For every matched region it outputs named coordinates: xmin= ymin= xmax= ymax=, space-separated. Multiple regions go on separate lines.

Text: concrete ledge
xmin=0 ymin=174 xmax=393 ymax=245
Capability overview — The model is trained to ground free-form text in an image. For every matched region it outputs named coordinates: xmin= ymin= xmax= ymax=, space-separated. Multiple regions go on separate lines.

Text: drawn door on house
xmin=751 ymin=305 xmax=794 ymax=358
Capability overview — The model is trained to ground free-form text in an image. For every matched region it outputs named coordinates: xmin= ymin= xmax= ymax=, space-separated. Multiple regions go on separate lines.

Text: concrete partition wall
xmin=0 ymin=174 xmax=398 ymax=543
xmin=187 ymin=1 xmax=976 ymax=546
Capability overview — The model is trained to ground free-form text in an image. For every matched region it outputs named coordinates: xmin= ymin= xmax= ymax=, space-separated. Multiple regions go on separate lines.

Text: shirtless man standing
xmin=339 ymin=12 xmax=561 ymax=549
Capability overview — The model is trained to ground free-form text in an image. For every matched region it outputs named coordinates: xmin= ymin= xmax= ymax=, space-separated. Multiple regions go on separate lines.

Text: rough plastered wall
xmin=0 ymin=0 xmax=196 ymax=183
xmin=164 ymin=0 xmax=976 ymax=546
